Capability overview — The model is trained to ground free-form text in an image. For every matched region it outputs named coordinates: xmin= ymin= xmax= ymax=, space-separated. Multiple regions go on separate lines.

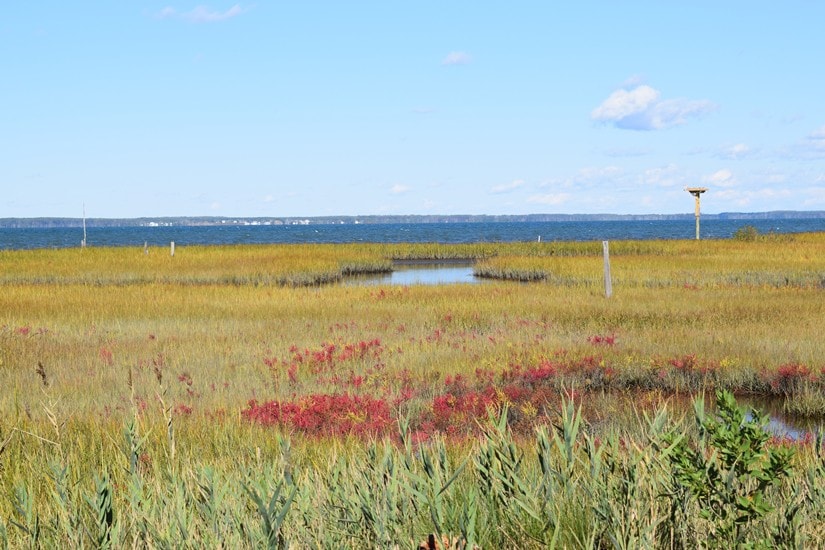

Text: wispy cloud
xmin=157 ymin=4 xmax=246 ymax=23
xmin=527 ymin=193 xmax=571 ymax=206
xmin=157 ymin=7 xmax=177 ymax=19
xmin=389 ymin=184 xmax=411 ymax=194
xmin=442 ymin=51 xmax=472 ymax=66
xmin=704 ymin=169 xmax=737 ymax=188
xmin=779 ymin=125 xmax=825 ymax=160
xmin=490 ymin=179 xmax=524 ymax=194
xmin=805 ymin=125 xmax=825 ymax=156
xmin=538 ymin=166 xmax=624 ymax=191
xmin=713 ymin=187 xmax=791 ymax=207
xmin=716 ymin=143 xmax=754 ymax=160
xmin=591 ymin=84 xmax=716 ymax=131
xmin=642 ymin=163 xmax=683 ymax=187
xmin=576 ymin=166 xmax=623 ymax=182
xmin=802 ymin=186 xmax=825 ymax=207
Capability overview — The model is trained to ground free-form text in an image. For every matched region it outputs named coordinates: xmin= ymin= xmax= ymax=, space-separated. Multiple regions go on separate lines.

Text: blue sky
xmin=2 ymin=2 xmax=824 ymax=218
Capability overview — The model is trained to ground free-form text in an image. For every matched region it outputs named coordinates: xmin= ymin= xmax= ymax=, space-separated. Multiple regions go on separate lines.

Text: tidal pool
xmin=738 ymin=396 xmax=815 ymax=441
xmin=669 ymin=394 xmax=812 ymax=441
xmin=347 ymin=261 xmax=484 ymax=286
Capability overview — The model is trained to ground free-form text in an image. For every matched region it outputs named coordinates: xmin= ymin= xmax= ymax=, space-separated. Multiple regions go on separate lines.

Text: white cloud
xmin=576 ymin=166 xmax=622 ymax=181
xmin=764 ymin=173 xmax=788 ymax=184
xmin=621 ymin=74 xmax=646 ymax=88
xmin=749 ymin=168 xmax=788 ymax=184
xmin=187 ymin=5 xmax=243 ymax=22
xmin=592 ymin=85 xmax=659 ymax=122
xmin=442 ymin=51 xmax=472 ymax=66
xmin=157 ymin=6 xmax=177 ymax=18
xmin=537 ymin=166 xmax=624 ymax=192
xmin=705 ymin=169 xmax=736 ymax=188
xmin=779 ymin=125 xmax=825 ymax=160
xmin=718 ymin=143 xmax=752 ymax=159
xmin=713 ymin=188 xmax=791 ymax=207
xmin=527 ymin=193 xmax=571 ymax=206
xmin=157 ymin=4 xmax=246 ymax=23
xmin=642 ymin=163 xmax=682 ymax=187
xmin=389 ymin=184 xmax=411 ymax=194
xmin=807 ymin=125 xmax=825 ymax=152
xmin=591 ymin=84 xmax=716 ymax=131
xmin=490 ymin=179 xmax=525 ymax=194
xmin=802 ymin=186 xmax=825 ymax=207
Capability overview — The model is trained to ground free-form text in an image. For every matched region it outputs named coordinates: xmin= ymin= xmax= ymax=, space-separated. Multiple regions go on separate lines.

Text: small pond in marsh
xmin=737 ymin=395 xmax=818 ymax=441
xmin=647 ymin=394 xmax=815 ymax=441
xmin=346 ymin=260 xmax=486 ymax=286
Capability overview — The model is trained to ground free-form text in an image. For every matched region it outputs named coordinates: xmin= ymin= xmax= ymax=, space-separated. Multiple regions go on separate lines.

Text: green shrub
xmin=661 ymin=390 xmax=795 ymax=547
xmin=733 ymin=225 xmax=760 ymax=242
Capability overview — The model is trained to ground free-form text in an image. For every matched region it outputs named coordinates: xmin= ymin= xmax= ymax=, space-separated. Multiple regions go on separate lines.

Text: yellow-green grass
xmin=1 ymin=238 xmax=823 ymax=424
xmin=2 ymin=235 xmax=825 ymax=547
xmin=475 ymin=232 xmax=825 ymax=287
xmin=0 ymin=243 xmax=392 ymax=287
xmin=2 ymin=393 xmax=825 ymax=548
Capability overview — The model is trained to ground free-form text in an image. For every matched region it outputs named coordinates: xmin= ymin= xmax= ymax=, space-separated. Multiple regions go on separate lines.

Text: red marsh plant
xmin=99 ymin=347 xmax=114 ymax=366
xmin=430 ymin=375 xmax=500 ymax=436
xmin=243 ymin=393 xmax=394 ymax=438
xmin=587 ymin=333 xmax=617 ymax=346
xmin=264 ymin=339 xmax=384 ymax=385
xmin=766 ymin=362 xmax=813 ymax=395
xmin=647 ymin=354 xmax=722 ymax=392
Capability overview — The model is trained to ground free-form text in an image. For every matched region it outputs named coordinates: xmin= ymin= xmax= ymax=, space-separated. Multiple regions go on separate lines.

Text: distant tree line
xmin=1 ymin=211 xmax=824 ymax=229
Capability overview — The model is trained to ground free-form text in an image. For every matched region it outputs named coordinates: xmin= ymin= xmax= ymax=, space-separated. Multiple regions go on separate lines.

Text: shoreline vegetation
xmin=2 ymin=210 xmax=825 ymax=229
xmin=2 ymin=232 xmax=825 ymax=546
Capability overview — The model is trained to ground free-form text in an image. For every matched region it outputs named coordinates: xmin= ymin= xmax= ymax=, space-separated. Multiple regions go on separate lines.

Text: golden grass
xmin=1 ymin=235 xmax=824 ymax=423
xmin=2 ymin=235 xmax=825 ymax=546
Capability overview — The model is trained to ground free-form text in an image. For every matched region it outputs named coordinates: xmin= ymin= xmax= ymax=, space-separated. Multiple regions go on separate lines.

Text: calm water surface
xmin=2 ymin=219 xmax=823 ymax=250
xmin=347 ymin=262 xmax=482 ymax=286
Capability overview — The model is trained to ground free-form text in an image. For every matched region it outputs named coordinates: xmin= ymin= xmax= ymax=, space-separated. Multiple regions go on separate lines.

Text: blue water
xmin=347 ymin=263 xmax=481 ymax=286
xmin=1 ymin=219 xmax=823 ymax=250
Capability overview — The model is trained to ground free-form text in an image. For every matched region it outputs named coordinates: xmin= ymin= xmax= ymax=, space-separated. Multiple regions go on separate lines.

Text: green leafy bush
xmin=662 ymin=390 xmax=795 ymax=547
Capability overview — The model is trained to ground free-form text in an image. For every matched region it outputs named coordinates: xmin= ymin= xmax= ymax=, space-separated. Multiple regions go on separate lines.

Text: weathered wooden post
xmin=685 ymin=187 xmax=708 ymax=240
xmin=144 ymin=241 xmax=148 ymax=255
xmin=603 ymin=240 xmax=612 ymax=298
xmin=170 ymin=241 xmax=175 ymax=257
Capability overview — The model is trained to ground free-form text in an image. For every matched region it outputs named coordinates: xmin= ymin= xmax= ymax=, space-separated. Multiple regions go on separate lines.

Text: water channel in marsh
xmin=592 ymin=393 xmax=817 ymax=442
xmin=737 ymin=395 xmax=819 ymax=441
xmin=346 ymin=260 xmax=485 ymax=286
xmin=347 ymin=263 xmax=817 ymax=441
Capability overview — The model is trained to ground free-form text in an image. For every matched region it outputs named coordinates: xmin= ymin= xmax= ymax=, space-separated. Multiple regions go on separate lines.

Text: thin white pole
xmin=81 ymin=204 xmax=87 ymax=248
xmin=603 ymin=240 xmax=612 ymax=298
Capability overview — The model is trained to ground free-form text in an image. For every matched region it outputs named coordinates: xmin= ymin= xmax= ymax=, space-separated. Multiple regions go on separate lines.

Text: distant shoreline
xmin=2 ymin=211 xmax=824 ymax=229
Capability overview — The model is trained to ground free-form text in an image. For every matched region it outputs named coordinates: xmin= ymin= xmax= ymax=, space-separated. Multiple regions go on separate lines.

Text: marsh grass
xmin=2 ymin=393 xmax=825 ymax=547
xmin=2 ymin=235 xmax=825 ymax=546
